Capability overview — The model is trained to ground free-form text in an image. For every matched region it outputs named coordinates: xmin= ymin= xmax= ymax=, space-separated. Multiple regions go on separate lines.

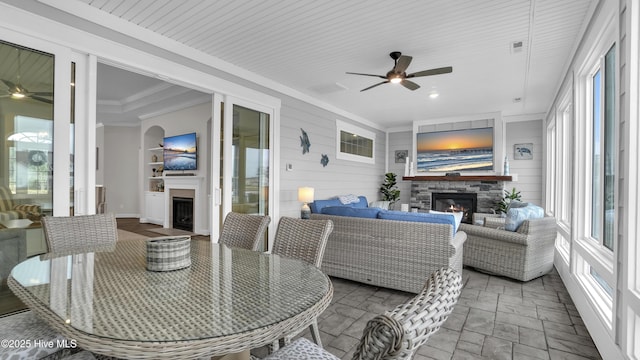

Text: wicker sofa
xmin=310 ymin=213 xmax=466 ymax=293
xmin=459 ymin=215 xmax=558 ymax=281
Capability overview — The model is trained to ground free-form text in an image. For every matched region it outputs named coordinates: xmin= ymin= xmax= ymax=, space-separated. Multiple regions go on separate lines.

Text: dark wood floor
xmin=116 ymin=218 xmax=211 ymax=241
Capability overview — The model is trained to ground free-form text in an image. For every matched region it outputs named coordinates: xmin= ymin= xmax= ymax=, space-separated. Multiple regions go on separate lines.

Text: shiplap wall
xmin=388 ymin=120 xmax=544 ymax=208
xmin=388 ymin=131 xmax=413 ymax=209
xmin=278 ymin=97 xmax=386 ymax=218
xmin=504 ymin=120 xmax=543 ymax=205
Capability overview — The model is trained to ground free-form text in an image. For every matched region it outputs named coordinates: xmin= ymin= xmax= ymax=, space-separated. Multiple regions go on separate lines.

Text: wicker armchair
xmin=271 ymin=217 xmax=334 ymax=348
xmin=460 ymin=216 xmax=558 ymax=281
xmin=219 ymin=212 xmax=271 ymax=251
xmin=41 ymin=213 xmax=118 ymax=255
xmin=262 ymin=267 xmax=463 ymax=360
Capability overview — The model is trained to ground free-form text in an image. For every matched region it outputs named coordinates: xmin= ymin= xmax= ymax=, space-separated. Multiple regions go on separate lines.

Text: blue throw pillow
xmin=429 ymin=210 xmax=463 ymax=233
xmin=310 ymin=196 xmax=369 ymax=213
xmin=349 ymin=196 xmax=369 ymax=208
xmin=321 ymin=206 xmax=380 ymax=219
xmin=505 ymin=203 xmax=544 ymax=231
xmin=309 ymin=198 xmax=342 ymax=213
xmin=377 ymin=210 xmax=456 ymax=234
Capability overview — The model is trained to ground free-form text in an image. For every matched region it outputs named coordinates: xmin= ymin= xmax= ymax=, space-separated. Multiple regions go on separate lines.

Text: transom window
xmin=336 ymin=120 xmax=375 ymax=164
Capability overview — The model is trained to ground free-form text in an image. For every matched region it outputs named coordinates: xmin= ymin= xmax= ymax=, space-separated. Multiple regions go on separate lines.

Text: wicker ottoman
xmin=146 ymin=235 xmax=191 ymax=271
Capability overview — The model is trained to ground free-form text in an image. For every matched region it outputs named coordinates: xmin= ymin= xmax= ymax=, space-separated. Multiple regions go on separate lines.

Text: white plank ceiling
xmin=3 ymin=0 xmax=596 ymax=128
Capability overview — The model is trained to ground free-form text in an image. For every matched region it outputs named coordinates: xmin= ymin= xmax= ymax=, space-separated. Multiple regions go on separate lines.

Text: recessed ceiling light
xmin=429 ymin=91 xmax=439 ymax=99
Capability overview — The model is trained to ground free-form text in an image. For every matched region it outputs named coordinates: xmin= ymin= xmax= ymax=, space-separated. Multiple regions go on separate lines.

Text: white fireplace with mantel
xmin=163 ymin=176 xmax=208 ymax=235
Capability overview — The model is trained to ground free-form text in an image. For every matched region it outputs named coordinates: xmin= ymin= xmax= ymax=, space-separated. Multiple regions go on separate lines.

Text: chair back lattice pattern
xmin=271 ymin=217 xmax=334 ymax=267
xmin=42 ymin=213 xmax=118 ymax=255
xmin=352 ymin=267 xmax=463 ymax=360
xmin=219 ymin=212 xmax=271 ymax=251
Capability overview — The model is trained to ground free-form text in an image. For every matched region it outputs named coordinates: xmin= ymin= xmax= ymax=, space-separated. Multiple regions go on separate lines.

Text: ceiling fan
xmin=0 ymin=48 xmax=53 ymax=104
xmin=0 ymin=78 xmax=53 ymax=104
xmin=347 ymin=51 xmax=452 ymax=92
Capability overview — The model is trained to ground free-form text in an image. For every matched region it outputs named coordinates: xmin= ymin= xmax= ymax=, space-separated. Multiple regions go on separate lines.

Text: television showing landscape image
xmin=163 ymin=132 xmax=197 ymax=171
xmin=416 ymin=127 xmax=494 ymax=172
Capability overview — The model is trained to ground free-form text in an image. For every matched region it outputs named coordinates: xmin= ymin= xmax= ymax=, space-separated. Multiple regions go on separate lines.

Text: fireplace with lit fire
xmin=431 ymin=192 xmax=477 ymax=224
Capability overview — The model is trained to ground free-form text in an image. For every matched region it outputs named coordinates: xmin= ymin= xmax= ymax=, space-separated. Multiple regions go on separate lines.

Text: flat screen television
xmin=416 ymin=127 xmax=494 ymax=172
xmin=163 ymin=132 xmax=197 ymax=171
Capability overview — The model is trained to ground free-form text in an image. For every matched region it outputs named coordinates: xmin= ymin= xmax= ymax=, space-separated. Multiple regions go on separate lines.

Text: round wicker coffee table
xmin=8 ymin=239 xmax=333 ymax=359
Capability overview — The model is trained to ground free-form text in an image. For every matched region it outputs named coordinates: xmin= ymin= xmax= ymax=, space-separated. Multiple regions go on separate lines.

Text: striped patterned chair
xmin=0 ymin=185 xmax=41 ymax=222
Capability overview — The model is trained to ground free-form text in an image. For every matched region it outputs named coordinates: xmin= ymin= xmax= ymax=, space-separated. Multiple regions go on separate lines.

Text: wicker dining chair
xmin=271 ymin=216 xmax=334 ymax=349
xmin=271 ymin=217 xmax=334 ymax=268
xmin=262 ymin=267 xmax=463 ymax=360
xmin=41 ymin=213 xmax=118 ymax=255
xmin=219 ymin=212 xmax=271 ymax=251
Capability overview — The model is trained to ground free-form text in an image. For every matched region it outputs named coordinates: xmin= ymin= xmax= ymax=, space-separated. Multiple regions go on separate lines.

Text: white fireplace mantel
xmin=163 ymin=176 xmax=208 ymax=235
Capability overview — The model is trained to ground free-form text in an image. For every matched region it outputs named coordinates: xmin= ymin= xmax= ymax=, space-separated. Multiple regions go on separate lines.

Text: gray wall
xmin=278 ymin=97 xmax=386 ymax=218
xmin=388 ymin=131 xmax=413 ymax=209
xmin=102 ymin=125 xmax=140 ymax=217
xmin=387 ymin=120 xmax=544 ymax=208
xmin=504 ymin=120 xmax=543 ymax=205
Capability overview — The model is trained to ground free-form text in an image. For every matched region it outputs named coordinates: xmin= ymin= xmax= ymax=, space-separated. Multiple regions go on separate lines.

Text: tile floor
xmin=117 ymin=219 xmax=602 ymax=360
xmin=269 ymin=269 xmax=603 ymax=360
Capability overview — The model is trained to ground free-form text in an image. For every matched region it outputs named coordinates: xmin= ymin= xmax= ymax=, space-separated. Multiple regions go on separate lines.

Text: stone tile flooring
xmin=115 ymin=219 xmax=602 ymax=360
xmin=257 ymin=268 xmax=603 ymax=360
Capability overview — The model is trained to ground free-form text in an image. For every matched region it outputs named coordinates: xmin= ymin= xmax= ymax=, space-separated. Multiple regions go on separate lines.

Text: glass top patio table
xmin=8 ymin=238 xmax=333 ymax=359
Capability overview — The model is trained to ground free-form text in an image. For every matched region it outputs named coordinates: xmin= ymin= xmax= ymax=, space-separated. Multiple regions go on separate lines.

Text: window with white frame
xmin=336 ymin=120 xmax=375 ymax=164
xmin=573 ymin=36 xmax=617 ymax=324
xmin=555 ymin=89 xmax=574 ymax=258
xmin=590 ymin=44 xmax=616 ymax=252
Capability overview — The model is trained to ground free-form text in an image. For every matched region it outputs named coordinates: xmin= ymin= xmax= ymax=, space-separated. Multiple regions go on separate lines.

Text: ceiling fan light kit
xmin=1 ymin=48 xmax=54 ymax=104
xmin=346 ymin=51 xmax=453 ymax=92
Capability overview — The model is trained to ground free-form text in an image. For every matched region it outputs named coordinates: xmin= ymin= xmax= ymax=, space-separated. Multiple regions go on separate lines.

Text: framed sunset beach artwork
xmin=416 ymin=127 xmax=494 ymax=172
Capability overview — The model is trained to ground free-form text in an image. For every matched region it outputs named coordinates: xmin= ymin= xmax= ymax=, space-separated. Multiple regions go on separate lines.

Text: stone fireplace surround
xmin=409 ymin=179 xmax=505 ymax=215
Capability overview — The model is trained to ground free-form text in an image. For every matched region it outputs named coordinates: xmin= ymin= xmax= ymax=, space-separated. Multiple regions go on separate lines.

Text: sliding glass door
xmin=216 ymin=98 xmax=273 ymax=250
xmin=0 ymin=37 xmax=85 ymax=316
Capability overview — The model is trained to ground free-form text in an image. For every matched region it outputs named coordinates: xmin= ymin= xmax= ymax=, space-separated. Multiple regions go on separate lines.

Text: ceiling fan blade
xmin=407 ymin=66 xmax=453 ymax=78
xmin=30 ymin=95 xmax=53 ymax=104
xmin=361 ymin=81 xmax=389 ymax=92
xmin=1 ymin=79 xmax=17 ymax=90
xmin=401 ymin=80 xmax=420 ymax=91
xmin=393 ymin=55 xmax=412 ymax=73
xmin=346 ymin=72 xmax=387 ymax=79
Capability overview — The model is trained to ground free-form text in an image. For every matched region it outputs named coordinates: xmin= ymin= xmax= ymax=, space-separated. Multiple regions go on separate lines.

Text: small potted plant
xmin=495 ymin=187 xmax=521 ymax=214
xmin=379 ymin=172 xmax=400 ymax=209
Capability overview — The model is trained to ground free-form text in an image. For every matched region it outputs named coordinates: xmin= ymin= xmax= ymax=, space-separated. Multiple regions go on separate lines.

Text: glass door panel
xmin=0 ymin=40 xmax=54 ymax=315
xmin=231 ymin=105 xmax=269 ymax=217
xmin=220 ymin=103 xmax=271 ymax=250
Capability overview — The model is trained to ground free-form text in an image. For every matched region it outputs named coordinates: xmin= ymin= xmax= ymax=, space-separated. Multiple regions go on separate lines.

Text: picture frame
xmin=395 ymin=150 xmax=408 ymax=163
xmin=514 ymin=143 xmax=533 ymax=160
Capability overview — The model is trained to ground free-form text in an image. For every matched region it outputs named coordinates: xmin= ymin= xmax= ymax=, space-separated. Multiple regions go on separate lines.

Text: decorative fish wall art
xmin=300 ymin=128 xmax=311 ymax=154
xmin=321 ymin=154 xmax=329 ymax=167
